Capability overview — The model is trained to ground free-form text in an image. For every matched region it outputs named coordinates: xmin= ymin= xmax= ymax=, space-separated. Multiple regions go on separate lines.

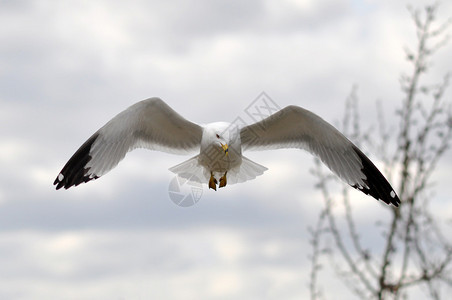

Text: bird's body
xmin=54 ymin=97 xmax=400 ymax=206
xmin=199 ymin=122 xmax=242 ymax=175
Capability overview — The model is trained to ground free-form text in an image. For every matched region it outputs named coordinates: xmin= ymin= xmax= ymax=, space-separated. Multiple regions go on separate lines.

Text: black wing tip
xmin=53 ymin=172 xmax=99 ymax=190
xmin=53 ymin=133 xmax=100 ymax=190
xmin=353 ymin=184 xmax=401 ymax=207
xmin=352 ymin=146 xmax=401 ymax=207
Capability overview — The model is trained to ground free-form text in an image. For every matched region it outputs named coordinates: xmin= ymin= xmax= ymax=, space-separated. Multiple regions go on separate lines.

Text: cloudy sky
xmin=1 ymin=0 xmax=451 ymax=299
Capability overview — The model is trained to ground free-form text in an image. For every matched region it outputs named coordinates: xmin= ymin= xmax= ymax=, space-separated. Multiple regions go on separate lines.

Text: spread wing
xmin=54 ymin=97 xmax=203 ymax=189
xmin=240 ymin=105 xmax=400 ymax=206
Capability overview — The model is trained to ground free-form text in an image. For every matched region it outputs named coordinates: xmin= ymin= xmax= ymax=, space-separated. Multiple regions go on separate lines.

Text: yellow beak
xmin=221 ymin=143 xmax=229 ymax=156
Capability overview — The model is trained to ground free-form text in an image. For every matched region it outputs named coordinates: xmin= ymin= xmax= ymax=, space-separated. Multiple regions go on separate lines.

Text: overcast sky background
xmin=1 ymin=0 xmax=452 ymax=299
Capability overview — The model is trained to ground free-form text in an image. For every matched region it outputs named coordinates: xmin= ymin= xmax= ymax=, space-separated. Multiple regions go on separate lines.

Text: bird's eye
xmin=216 ymin=134 xmax=220 ymax=138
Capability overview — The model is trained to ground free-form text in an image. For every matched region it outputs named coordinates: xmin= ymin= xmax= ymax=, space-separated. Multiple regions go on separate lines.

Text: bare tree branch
xmin=308 ymin=4 xmax=452 ymax=300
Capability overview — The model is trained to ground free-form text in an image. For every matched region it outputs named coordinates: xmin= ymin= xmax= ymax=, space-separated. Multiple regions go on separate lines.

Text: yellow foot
xmin=219 ymin=172 xmax=227 ymax=188
xmin=209 ymin=173 xmax=217 ymax=191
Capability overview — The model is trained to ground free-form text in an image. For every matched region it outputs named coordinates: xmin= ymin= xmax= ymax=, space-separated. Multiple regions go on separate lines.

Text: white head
xmin=200 ymin=122 xmax=240 ymax=155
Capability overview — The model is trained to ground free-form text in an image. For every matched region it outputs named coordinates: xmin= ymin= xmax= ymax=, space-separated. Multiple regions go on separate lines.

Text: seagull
xmin=54 ymin=97 xmax=400 ymax=206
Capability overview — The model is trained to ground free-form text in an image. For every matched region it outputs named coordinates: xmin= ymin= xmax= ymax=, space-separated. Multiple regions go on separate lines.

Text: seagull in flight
xmin=54 ymin=98 xmax=400 ymax=206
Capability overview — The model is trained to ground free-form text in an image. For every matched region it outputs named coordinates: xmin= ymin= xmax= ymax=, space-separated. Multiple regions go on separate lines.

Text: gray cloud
xmin=1 ymin=0 xmax=451 ymax=299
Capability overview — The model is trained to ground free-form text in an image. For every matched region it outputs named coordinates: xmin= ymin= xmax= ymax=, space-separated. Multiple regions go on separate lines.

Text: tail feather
xmin=169 ymin=155 xmax=267 ymax=186
xmin=168 ymin=155 xmax=206 ymax=183
xmin=227 ymin=156 xmax=268 ymax=184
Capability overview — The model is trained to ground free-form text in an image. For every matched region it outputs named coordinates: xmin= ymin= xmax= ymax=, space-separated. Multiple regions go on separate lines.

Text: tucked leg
xmin=209 ymin=172 xmax=217 ymax=191
xmin=219 ymin=171 xmax=227 ymax=188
